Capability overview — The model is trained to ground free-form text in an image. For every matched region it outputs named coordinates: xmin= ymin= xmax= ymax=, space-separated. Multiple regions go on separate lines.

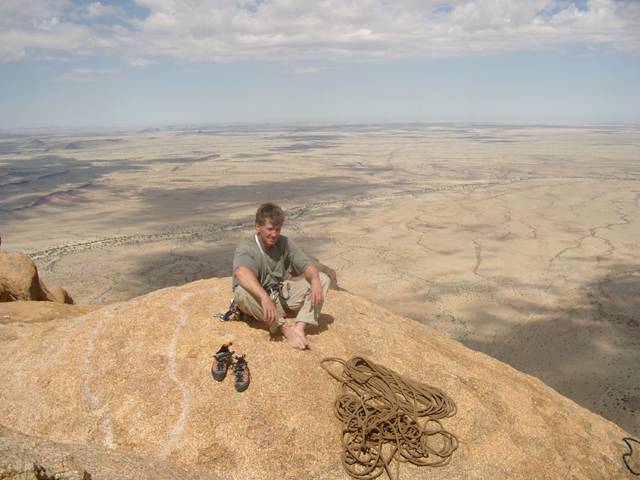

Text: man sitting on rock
xmin=232 ymin=203 xmax=330 ymax=350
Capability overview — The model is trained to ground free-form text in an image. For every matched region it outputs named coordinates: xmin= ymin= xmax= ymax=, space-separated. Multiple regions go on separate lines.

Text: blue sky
xmin=1 ymin=0 xmax=639 ymax=128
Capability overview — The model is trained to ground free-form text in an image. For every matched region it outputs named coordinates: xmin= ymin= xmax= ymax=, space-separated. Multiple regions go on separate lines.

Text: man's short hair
xmin=255 ymin=202 xmax=285 ymax=226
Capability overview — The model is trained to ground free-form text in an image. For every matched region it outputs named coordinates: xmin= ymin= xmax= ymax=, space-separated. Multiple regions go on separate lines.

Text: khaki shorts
xmin=233 ymin=272 xmax=331 ymax=333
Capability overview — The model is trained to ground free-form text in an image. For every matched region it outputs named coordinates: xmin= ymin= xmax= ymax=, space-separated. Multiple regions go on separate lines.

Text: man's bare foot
xmin=281 ymin=324 xmax=307 ymax=350
xmin=293 ymin=322 xmax=311 ymax=349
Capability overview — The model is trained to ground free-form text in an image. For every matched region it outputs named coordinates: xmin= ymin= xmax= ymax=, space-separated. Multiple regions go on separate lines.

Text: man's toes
xmin=289 ymin=338 xmax=305 ymax=349
xmin=296 ymin=332 xmax=310 ymax=349
xmin=284 ymin=332 xmax=305 ymax=349
xmin=282 ymin=325 xmax=310 ymax=350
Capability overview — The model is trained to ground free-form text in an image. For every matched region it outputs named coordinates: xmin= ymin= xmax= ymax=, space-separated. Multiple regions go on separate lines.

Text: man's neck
xmin=256 ymin=234 xmax=272 ymax=251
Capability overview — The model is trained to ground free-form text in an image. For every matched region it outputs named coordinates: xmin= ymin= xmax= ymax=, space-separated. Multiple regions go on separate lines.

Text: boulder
xmin=44 ymin=285 xmax=76 ymax=304
xmin=0 ymin=423 xmax=201 ymax=480
xmin=0 ymin=301 xmax=99 ymax=326
xmin=0 ymin=277 xmax=633 ymax=479
xmin=0 ymin=250 xmax=74 ymax=304
xmin=0 ymin=427 xmax=89 ymax=480
xmin=0 ymin=250 xmax=45 ymax=301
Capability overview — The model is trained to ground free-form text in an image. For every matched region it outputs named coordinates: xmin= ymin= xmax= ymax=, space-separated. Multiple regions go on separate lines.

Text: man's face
xmin=256 ymin=219 xmax=282 ymax=249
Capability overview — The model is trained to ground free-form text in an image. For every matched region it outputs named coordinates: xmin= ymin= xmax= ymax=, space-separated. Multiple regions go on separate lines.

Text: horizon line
xmin=2 ymin=120 xmax=640 ymax=135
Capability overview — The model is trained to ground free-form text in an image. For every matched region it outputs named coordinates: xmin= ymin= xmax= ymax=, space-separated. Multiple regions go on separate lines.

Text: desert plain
xmin=1 ymin=123 xmax=639 ymax=437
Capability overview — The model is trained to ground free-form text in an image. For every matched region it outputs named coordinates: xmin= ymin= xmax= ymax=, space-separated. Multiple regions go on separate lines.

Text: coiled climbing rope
xmin=321 ymin=356 xmax=458 ymax=480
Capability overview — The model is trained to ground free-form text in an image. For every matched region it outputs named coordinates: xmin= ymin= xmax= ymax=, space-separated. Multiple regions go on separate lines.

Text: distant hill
xmin=64 ymin=139 xmax=124 ymax=150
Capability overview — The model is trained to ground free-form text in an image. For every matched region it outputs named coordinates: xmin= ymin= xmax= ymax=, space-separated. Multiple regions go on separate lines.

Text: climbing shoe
xmin=233 ymin=355 xmax=251 ymax=392
xmin=211 ymin=343 xmax=233 ymax=381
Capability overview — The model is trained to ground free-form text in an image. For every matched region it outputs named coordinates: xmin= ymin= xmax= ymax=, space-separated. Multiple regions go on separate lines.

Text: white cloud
xmin=0 ymin=0 xmax=638 ymax=63
xmin=126 ymin=56 xmax=155 ymax=67
xmin=289 ymin=66 xmax=323 ymax=75
xmin=82 ymin=2 xmax=126 ymax=19
xmin=0 ymin=0 xmax=121 ymax=62
xmin=59 ymin=67 xmax=122 ymax=81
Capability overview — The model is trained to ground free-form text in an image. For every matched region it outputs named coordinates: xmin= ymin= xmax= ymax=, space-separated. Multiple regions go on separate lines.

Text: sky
xmin=0 ymin=0 xmax=639 ymax=128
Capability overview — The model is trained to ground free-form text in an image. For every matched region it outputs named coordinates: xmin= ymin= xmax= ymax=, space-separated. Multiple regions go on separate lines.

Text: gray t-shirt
xmin=232 ymin=234 xmax=311 ymax=290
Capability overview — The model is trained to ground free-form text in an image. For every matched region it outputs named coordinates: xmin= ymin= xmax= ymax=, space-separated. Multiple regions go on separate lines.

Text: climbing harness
xmin=254 ymin=234 xmax=290 ymax=301
xmin=321 ymin=356 xmax=458 ymax=480
xmin=265 ymin=282 xmax=291 ymax=301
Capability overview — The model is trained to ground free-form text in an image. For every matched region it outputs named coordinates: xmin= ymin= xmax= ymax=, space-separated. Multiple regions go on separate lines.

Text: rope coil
xmin=321 ymin=356 xmax=459 ymax=480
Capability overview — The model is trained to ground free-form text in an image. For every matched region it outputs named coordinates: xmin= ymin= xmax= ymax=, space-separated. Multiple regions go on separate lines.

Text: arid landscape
xmin=1 ymin=123 xmax=639 ymax=437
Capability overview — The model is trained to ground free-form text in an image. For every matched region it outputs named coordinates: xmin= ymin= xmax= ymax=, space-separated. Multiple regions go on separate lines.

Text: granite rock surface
xmin=0 ymin=277 xmax=634 ymax=479
xmin=0 ymin=250 xmax=74 ymax=304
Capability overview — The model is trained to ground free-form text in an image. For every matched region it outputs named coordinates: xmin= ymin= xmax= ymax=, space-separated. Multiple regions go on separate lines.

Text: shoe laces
xmin=234 ymin=355 xmax=249 ymax=381
xmin=215 ymin=345 xmax=232 ymax=369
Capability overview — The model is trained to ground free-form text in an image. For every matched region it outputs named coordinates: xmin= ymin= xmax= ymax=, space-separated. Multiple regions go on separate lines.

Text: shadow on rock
xmin=455 ymin=261 xmax=640 ymax=437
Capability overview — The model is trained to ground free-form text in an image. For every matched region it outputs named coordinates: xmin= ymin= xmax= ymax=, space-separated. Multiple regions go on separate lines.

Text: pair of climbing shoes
xmin=211 ymin=343 xmax=250 ymax=392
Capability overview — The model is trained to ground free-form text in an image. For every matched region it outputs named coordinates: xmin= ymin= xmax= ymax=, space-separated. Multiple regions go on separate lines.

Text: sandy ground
xmin=1 ymin=124 xmax=639 ymax=436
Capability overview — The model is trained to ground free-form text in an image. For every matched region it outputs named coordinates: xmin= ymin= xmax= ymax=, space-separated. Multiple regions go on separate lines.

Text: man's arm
xmin=285 ymin=238 xmax=322 ymax=307
xmin=234 ymin=265 xmax=278 ymax=325
xmin=303 ymin=263 xmax=324 ymax=307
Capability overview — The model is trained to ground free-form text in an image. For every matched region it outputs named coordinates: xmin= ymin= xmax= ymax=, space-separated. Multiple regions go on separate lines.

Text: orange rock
xmin=43 ymin=285 xmax=75 ymax=304
xmin=0 ymin=250 xmax=73 ymax=304
xmin=0 ymin=250 xmax=45 ymax=301
xmin=0 ymin=277 xmax=632 ymax=479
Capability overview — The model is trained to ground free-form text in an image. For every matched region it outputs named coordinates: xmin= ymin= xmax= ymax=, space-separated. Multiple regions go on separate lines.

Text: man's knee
xmin=234 ymin=286 xmax=263 ymax=316
xmin=235 ymin=285 xmax=286 ymax=321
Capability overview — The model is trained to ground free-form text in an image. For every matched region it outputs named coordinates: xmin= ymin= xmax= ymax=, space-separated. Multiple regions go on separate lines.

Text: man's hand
xmin=304 ymin=264 xmax=324 ymax=308
xmin=260 ymin=295 xmax=278 ymax=325
xmin=235 ymin=265 xmax=280 ymax=325
xmin=309 ymin=278 xmax=324 ymax=308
